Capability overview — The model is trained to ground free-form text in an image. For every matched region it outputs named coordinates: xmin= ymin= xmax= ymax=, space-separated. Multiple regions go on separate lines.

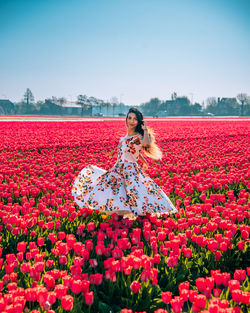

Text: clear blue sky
xmin=0 ymin=0 xmax=249 ymax=106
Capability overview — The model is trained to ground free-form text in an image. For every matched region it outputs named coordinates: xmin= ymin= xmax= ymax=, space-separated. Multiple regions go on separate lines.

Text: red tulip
xmin=44 ymin=274 xmax=55 ymax=289
xmin=58 ymin=231 xmax=66 ymax=240
xmin=130 ymin=281 xmax=141 ymax=293
xmin=178 ymin=282 xmax=190 ymax=292
xmin=247 ymin=267 xmax=250 ymax=276
xmin=157 ymin=231 xmax=166 ymax=241
xmin=241 ymin=229 xmax=249 ymax=239
xmin=187 ymin=290 xmax=196 ymax=304
xmin=54 ymin=284 xmax=68 ymax=299
xmin=179 ymin=288 xmax=189 ymax=301
xmin=36 ymin=286 xmax=48 ymax=305
xmin=228 ymin=280 xmax=240 ymax=291
xmin=61 ymin=295 xmax=74 ymax=310
xmin=214 ymin=251 xmax=221 ymax=260
xmin=161 ymin=291 xmax=172 ymax=303
xmin=183 ymin=248 xmax=192 ymax=258
xmin=87 ymin=222 xmax=95 ymax=232
xmin=194 ymin=294 xmax=207 ymax=309
xmin=85 ymin=291 xmax=94 ymax=305
xmin=234 ymin=269 xmax=246 ymax=282
xmin=63 ymin=275 xmax=72 ymax=288
xmin=71 ymin=280 xmax=82 ymax=294
xmin=196 ymin=277 xmax=206 ymax=291
xmin=170 ymin=296 xmax=183 ymax=313
xmin=89 ymin=273 xmax=103 ymax=285
xmin=37 ymin=237 xmax=45 ymax=246
xmin=17 ymin=242 xmax=27 ymax=253
xmin=241 ymin=291 xmax=250 ymax=305
xmin=231 ymin=289 xmax=242 ymax=303
xmin=237 ymin=240 xmax=245 ymax=250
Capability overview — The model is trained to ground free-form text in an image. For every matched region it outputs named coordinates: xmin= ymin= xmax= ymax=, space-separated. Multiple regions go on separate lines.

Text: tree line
xmin=141 ymin=93 xmax=250 ymax=116
xmin=2 ymin=88 xmax=250 ymax=116
xmin=9 ymin=90 xmax=125 ymax=116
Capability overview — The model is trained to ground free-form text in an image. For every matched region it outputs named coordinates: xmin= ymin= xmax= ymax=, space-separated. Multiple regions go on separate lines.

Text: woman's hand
xmin=141 ymin=120 xmax=150 ymax=147
xmin=141 ymin=120 xmax=148 ymax=131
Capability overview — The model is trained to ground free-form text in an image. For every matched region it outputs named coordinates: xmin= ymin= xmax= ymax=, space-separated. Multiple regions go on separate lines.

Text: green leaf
xmin=98 ymin=302 xmax=113 ymax=313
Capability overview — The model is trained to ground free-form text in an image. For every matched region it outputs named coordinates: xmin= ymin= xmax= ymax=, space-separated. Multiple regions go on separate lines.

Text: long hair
xmin=126 ymin=107 xmax=162 ymax=160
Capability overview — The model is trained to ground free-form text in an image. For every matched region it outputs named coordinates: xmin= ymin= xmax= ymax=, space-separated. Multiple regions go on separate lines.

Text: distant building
xmin=0 ymin=100 xmax=14 ymax=115
xmin=60 ymin=101 xmax=83 ymax=115
xmin=49 ymin=100 xmax=85 ymax=115
xmin=218 ymin=97 xmax=238 ymax=105
xmin=217 ymin=97 xmax=239 ymax=115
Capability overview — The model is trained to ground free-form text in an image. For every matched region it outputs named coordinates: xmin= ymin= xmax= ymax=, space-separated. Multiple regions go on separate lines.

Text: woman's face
xmin=126 ymin=112 xmax=138 ymax=130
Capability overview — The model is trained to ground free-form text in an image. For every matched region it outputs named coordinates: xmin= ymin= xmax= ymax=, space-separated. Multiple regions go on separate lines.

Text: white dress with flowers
xmin=72 ymin=134 xmax=177 ymax=216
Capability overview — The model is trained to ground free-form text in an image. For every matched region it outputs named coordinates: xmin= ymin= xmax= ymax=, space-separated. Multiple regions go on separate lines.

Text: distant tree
xmin=237 ymin=93 xmax=248 ymax=116
xmin=217 ymin=98 xmax=228 ymax=115
xmin=51 ymin=96 xmax=57 ymax=102
xmin=191 ymin=102 xmax=202 ymax=115
xmin=175 ymin=97 xmax=191 ymax=115
xmin=220 ymin=98 xmax=239 ymax=116
xmin=201 ymin=101 xmax=206 ymax=111
xmin=21 ymin=88 xmax=35 ymax=114
xmin=162 ymin=96 xmax=193 ymax=116
xmin=77 ymin=94 xmax=91 ymax=116
xmin=105 ymin=101 xmax=112 ymax=115
xmin=23 ymin=88 xmax=34 ymax=105
xmin=58 ymin=97 xmax=67 ymax=106
xmin=206 ymin=97 xmax=217 ymax=108
xmin=40 ymin=99 xmax=63 ymax=115
xmin=205 ymin=97 xmax=217 ymax=114
xmin=110 ymin=97 xmax=119 ymax=116
xmin=141 ymin=98 xmax=162 ymax=116
xmin=118 ymin=102 xmax=126 ymax=115
xmin=204 ymin=97 xmax=241 ymax=116
xmin=171 ymin=92 xmax=177 ymax=101
xmin=244 ymin=96 xmax=250 ymax=116
xmin=98 ymin=99 xmax=105 ymax=113
xmin=35 ymin=101 xmax=44 ymax=111
xmin=89 ymin=97 xmax=102 ymax=113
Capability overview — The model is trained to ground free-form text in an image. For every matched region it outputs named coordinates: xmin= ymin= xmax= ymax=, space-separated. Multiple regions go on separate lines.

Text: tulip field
xmin=0 ymin=119 xmax=249 ymax=313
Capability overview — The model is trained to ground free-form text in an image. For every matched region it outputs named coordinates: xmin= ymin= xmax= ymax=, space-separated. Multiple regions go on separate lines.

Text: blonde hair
xmin=142 ymin=127 xmax=162 ymax=160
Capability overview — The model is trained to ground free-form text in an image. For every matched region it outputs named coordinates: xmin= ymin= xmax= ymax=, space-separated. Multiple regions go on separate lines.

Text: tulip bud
xmin=85 ymin=291 xmax=94 ymax=305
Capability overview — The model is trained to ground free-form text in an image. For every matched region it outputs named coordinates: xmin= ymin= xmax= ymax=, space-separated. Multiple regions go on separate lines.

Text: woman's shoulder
xmin=135 ymin=133 xmax=143 ymax=140
xmin=133 ymin=133 xmax=143 ymax=144
xmin=121 ymin=133 xmax=142 ymax=140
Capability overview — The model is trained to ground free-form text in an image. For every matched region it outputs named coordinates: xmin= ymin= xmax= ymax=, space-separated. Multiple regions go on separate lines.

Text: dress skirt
xmin=72 ymin=161 xmax=177 ymax=216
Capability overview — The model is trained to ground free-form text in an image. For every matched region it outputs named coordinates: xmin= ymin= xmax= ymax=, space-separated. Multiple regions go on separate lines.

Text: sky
xmin=0 ymin=0 xmax=250 ymax=106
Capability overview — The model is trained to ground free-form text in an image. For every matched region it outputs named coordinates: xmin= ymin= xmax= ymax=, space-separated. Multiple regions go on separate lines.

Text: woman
xmin=72 ymin=107 xmax=177 ymax=217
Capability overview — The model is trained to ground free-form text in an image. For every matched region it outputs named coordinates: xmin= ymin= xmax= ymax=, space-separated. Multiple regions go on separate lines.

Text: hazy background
xmin=0 ymin=0 xmax=250 ymax=106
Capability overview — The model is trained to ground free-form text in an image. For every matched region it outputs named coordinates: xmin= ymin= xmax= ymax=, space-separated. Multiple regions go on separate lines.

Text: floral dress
xmin=72 ymin=134 xmax=177 ymax=216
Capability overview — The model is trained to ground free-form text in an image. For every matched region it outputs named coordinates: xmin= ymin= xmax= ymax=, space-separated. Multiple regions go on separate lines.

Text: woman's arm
xmin=141 ymin=121 xmax=151 ymax=147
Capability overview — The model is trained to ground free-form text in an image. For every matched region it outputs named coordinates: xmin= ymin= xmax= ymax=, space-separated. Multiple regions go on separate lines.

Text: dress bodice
xmin=117 ymin=134 xmax=143 ymax=163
